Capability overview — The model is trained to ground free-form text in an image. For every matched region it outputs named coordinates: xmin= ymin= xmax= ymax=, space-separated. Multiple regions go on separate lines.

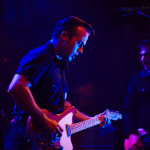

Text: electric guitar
xmin=27 ymin=106 xmax=122 ymax=150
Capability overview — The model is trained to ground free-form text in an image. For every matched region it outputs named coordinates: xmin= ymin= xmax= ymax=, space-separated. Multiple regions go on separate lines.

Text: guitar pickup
xmin=66 ymin=124 xmax=71 ymax=137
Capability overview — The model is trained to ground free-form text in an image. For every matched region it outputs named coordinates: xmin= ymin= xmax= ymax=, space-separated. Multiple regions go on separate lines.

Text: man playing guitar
xmin=5 ymin=16 xmax=121 ymax=150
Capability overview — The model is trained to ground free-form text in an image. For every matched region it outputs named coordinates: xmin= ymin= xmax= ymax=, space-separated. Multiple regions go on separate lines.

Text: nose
xmin=77 ymin=47 xmax=83 ymax=54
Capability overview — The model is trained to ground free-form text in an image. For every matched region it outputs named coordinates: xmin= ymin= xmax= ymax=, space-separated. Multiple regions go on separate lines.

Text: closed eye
xmin=77 ymin=41 xmax=84 ymax=47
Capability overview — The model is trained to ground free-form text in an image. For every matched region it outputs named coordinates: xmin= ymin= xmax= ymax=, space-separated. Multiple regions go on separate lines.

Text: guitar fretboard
xmin=69 ymin=117 xmax=100 ymax=134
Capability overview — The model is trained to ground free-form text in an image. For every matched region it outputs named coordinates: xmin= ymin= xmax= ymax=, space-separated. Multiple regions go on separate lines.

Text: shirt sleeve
xmin=16 ymin=51 xmax=49 ymax=85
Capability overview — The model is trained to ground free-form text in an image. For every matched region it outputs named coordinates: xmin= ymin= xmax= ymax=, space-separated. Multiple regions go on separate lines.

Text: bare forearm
xmin=8 ymin=83 xmax=43 ymax=123
xmin=64 ymin=100 xmax=91 ymax=121
xmin=74 ymin=109 xmax=91 ymax=121
xmin=8 ymin=74 xmax=62 ymax=135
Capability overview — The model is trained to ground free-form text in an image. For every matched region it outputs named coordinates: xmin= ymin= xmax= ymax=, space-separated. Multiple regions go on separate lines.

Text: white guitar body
xmin=27 ymin=106 xmax=122 ymax=150
xmin=27 ymin=106 xmax=76 ymax=150
xmin=58 ymin=112 xmax=73 ymax=150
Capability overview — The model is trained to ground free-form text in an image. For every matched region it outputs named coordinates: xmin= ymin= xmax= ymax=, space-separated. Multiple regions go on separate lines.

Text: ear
xmin=61 ymin=31 xmax=69 ymax=40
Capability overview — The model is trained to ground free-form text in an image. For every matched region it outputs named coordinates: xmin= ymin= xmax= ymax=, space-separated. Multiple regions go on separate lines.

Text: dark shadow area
xmin=0 ymin=92 xmax=14 ymax=150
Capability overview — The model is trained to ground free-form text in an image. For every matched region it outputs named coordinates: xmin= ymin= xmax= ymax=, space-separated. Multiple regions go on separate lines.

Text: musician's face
xmin=61 ymin=26 xmax=90 ymax=61
xmin=140 ymin=45 xmax=150 ymax=71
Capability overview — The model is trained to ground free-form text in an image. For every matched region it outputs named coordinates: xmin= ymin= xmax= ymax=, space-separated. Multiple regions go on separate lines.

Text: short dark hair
xmin=137 ymin=39 xmax=150 ymax=51
xmin=52 ymin=16 xmax=94 ymax=38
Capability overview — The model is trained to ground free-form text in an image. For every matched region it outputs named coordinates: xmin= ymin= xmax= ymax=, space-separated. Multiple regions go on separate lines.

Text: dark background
xmin=1 ymin=0 xmax=150 ymax=149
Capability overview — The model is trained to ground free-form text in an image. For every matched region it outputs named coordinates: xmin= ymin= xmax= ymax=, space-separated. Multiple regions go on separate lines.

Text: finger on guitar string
xmin=102 ymin=117 xmax=108 ymax=128
xmin=108 ymin=119 xmax=111 ymax=125
xmin=101 ymin=117 xmax=111 ymax=128
xmin=99 ymin=115 xmax=106 ymax=128
xmin=42 ymin=115 xmax=63 ymax=138
xmin=55 ymin=125 xmax=63 ymax=138
xmin=55 ymin=124 xmax=63 ymax=132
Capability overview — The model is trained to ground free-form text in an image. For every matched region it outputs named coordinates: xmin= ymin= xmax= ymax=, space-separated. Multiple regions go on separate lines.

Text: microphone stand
xmin=136 ymin=11 xmax=150 ymax=19
xmin=119 ymin=7 xmax=150 ymax=19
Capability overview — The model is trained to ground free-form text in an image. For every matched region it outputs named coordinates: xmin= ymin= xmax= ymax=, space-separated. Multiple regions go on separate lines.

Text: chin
xmin=68 ymin=58 xmax=73 ymax=61
xmin=67 ymin=56 xmax=74 ymax=61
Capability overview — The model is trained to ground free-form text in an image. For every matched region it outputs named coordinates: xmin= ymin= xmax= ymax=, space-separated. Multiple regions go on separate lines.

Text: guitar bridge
xmin=65 ymin=124 xmax=71 ymax=137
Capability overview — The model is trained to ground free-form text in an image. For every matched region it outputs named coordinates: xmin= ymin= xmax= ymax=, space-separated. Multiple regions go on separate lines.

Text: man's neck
xmin=50 ymin=38 xmax=63 ymax=60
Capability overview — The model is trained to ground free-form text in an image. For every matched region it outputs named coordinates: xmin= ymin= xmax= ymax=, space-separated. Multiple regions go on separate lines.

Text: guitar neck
xmin=69 ymin=117 xmax=100 ymax=135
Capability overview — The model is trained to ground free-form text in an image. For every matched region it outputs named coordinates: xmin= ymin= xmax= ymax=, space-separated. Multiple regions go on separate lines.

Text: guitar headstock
xmin=104 ymin=109 xmax=122 ymax=120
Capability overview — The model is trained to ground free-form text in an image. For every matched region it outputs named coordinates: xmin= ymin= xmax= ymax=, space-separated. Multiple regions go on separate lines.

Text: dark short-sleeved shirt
xmin=15 ymin=41 xmax=68 ymax=114
xmin=123 ymin=69 xmax=150 ymax=137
